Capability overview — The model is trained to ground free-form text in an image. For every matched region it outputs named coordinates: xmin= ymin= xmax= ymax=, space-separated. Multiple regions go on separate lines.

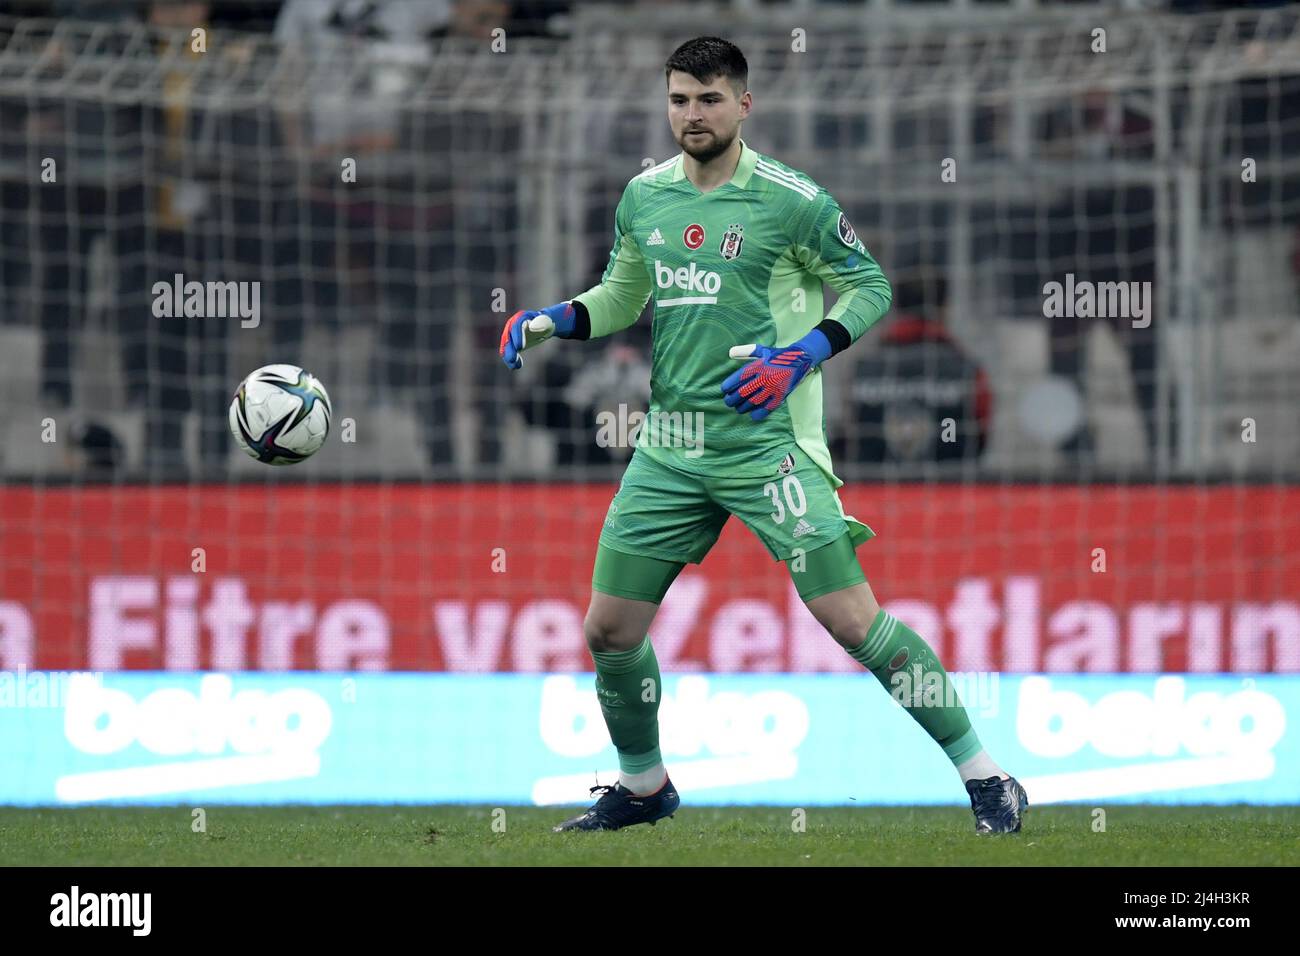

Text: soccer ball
xmin=229 ymin=364 xmax=332 ymax=465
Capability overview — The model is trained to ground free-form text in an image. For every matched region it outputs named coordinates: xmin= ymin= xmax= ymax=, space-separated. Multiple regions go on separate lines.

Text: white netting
xmin=0 ymin=5 xmax=1296 ymax=677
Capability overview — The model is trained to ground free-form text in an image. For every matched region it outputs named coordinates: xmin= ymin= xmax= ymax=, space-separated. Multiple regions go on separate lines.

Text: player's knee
xmin=829 ymin=616 xmax=875 ymax=649
xmin=816 ymin=595 xmax=882 ymax=649
xmin=582 ymin=607 xmax=638 ymax=653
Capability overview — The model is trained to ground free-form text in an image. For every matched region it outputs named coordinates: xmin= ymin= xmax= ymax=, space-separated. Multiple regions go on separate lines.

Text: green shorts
xmin=595 ymin=447 xmax=874 ymax=602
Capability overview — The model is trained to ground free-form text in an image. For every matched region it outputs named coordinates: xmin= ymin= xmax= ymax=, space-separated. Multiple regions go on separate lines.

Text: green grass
xmin=2 ymin=805 xmax=1297 ymax=866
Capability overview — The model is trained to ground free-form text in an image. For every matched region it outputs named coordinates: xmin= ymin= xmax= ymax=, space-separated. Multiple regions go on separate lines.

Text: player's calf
xmin=800 ymin=549 xmax=1028 ymax=834
xmin=580 ymin=588 xmax=673 ymax=810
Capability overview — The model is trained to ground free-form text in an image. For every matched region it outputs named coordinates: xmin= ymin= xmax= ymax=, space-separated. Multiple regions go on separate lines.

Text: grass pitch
xmin=2 ymin=805 xmax=1296 ymax=866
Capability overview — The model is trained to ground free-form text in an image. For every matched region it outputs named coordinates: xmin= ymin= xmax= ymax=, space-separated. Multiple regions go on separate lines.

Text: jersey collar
xmin=672 ymin=138 xmax=757 ymax=191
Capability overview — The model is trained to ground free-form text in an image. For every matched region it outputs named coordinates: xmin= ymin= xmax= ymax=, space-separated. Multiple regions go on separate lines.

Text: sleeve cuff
xmin=813 ymin=319 xmax=851 ymax=358
xmin=565 ymin=299 xmax=592 ymax=341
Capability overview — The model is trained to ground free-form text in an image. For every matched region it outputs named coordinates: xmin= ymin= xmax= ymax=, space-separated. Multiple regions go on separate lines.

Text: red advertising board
xmin=1 ymin=484 xmax=1297 ymax=672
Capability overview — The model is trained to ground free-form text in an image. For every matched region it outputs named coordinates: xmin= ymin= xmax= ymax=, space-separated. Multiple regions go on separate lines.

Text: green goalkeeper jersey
xmin=573 ymin=139 xmax=891 ymax=483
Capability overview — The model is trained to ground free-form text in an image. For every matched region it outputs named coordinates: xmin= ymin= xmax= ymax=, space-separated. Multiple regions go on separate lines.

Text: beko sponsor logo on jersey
xmin=655 ymin=259 xmax=722 ymax=306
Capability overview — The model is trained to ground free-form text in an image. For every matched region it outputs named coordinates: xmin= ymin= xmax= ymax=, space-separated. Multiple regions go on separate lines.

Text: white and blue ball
xmin=229 ymin=364 xmax=332 ymax=465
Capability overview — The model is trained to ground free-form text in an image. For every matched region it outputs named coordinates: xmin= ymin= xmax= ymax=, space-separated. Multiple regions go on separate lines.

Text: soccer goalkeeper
xmin=500 ymin=36 xmax=1028 ymax=834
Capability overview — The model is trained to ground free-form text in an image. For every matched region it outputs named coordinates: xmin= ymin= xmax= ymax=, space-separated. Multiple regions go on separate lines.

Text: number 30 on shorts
xmin=763 ymin=475 xmax=807 ymax=524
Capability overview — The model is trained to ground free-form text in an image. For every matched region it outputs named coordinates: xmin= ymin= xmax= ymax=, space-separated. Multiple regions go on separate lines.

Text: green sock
xmin=591 ymin=636 xmax=663 ymax=775
xmin=848 ymin=610 xmax=984 ymax=767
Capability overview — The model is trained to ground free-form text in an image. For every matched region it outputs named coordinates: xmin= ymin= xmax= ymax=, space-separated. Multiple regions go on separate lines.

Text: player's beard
xmin=678 ymin=125 xmax=735 ymax=163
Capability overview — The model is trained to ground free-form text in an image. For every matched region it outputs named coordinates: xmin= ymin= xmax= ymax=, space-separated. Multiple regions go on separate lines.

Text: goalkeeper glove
xmin=499 ymin=302 xmax=577 ymax=370
xmin=721 ymin=329 xmax=832 ymax=422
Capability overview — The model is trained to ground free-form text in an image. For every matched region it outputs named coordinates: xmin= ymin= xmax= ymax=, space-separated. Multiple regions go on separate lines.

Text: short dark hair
xmin=664 ymin=36 xmax=748 ymax=97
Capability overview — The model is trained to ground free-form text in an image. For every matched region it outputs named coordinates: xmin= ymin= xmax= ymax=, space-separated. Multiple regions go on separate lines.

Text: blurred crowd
xmin=2 ymin=0 xmax=546 ymax=476
xmin=0 ymin=0 xmax=1297 ymax=479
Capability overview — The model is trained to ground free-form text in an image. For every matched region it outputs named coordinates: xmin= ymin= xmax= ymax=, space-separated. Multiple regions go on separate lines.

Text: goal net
xmin=0 ymin=5 xmax=1297 ymax=679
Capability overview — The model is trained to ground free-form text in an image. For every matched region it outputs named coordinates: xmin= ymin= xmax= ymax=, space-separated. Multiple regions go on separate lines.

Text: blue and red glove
xmin=721 ymin=329 xmax=832 ymax=421
xmin=499 ymin=302 xmax=577 ymax=369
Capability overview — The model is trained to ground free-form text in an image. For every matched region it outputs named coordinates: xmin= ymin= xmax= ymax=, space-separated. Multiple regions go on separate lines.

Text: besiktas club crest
xmin=720 ymin=223 xmax=745 ymax=261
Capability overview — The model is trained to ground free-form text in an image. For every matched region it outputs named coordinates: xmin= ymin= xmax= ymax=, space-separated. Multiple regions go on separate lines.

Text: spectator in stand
xmin=25 ymin=5 xmax=141 ymax=415
xmin=1036 ymin=87 xmax=1167 ymax=465
xmin=516 ymin=342 xmax=652 ymax=468
xmin=274 ymin=0 xmax=455 ymax=464
xmin=64 ymin=421 xmax=125 ymax=478
xmin=429 ymin=0 xmax=509 ymax=39
xmin=426 ymin=1 xmax=533 ymax=468
xmin=831 ymin=269 xmax=991 ymax=467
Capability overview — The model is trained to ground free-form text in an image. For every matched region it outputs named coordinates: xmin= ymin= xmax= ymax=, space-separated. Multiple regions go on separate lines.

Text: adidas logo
xmin=646 ymin=228 xmax=665 ymax=246
xmin=792 ymin=518 xmax=817 ymax=539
